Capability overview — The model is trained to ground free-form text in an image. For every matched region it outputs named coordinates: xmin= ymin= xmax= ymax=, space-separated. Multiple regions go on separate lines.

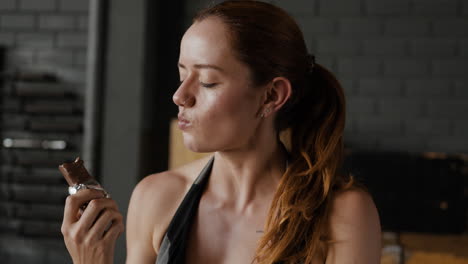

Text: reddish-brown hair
xmin=194 ymin=1 xmax=354 ymax=263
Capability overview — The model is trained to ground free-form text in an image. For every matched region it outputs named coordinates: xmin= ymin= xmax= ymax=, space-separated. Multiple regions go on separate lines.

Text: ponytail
xmin=254 ymin=64 xmax=354 ymax=264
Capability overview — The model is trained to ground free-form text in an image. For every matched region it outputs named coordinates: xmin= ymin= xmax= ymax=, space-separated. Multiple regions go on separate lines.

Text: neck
xmin=209 ymin=132 xmax=289 ymax=214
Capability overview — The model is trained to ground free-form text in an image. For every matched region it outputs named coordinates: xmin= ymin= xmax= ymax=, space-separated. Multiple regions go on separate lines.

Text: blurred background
xmin=0 ymin=0 xmax=467 ymax=263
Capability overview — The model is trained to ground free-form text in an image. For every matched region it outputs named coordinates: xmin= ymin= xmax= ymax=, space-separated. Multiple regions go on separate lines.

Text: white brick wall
xmin=0 ymin=0 xmax=88 ymax=80
xmin=0 ymin=0 xmax=89 ymax=263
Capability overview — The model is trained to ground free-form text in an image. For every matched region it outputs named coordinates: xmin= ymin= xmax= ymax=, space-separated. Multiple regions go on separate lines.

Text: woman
xmin=61 ymin=1 xmax=381 ymax=263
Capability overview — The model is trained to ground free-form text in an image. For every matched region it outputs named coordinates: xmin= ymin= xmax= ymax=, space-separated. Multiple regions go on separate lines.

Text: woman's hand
xmin=61 ymin=189 xmax=125 ymax=264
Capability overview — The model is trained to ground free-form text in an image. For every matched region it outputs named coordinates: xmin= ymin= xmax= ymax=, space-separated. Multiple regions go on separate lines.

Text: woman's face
xmin=174 ymin=17 xmax=266 ymax=153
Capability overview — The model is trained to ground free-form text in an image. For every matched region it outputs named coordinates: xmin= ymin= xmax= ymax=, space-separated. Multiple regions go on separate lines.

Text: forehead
xmin=180 ymin=17 xmax=234 ymax=66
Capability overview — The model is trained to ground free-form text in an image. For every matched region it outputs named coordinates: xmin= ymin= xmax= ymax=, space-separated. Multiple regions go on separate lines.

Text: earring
xmin=261 ymin=108 xmax=271 ymax=118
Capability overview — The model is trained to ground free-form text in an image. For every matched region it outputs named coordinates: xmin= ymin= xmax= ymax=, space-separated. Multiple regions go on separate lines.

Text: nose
xmin=173 ymin=81 xmax=195 ymax=107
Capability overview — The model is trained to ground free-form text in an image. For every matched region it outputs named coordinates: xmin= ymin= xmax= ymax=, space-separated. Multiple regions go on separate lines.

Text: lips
xmin=177 ymin=114 xmax=191 ymax=130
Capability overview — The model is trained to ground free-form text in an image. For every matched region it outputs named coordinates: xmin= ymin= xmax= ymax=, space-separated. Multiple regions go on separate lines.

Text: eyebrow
xmin=178 ymin=62 xmax=224 ymax=73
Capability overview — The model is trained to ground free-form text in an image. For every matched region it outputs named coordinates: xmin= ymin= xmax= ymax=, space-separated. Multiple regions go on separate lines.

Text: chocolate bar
xmin=59 ymin=157 xmax=97 ymax=186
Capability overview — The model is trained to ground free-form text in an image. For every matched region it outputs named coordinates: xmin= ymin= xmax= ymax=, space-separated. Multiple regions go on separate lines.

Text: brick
xmin=426 ymin=99 xmax=468 ymax=119
xmin=0 ymin=0 xmax=15 ymax=10
xmin=37 ymin=50 xmax=74 ymax=66
xmin=22 ymin=220 xmax=62 ymax=237
xmin=454 ymin=80 xmax=468 ymax=97
xmin=314 ymin=55 xmax=335 ymax=72
xmin=405 ymin=79 xmax=451 ymax=97
xmin=319 ymin=0 xmax=361 ymax=16
xmin=16 ymin=33 xmax=54 ymax=48
xmin=404 ymin=118 xmax=450 ymax=136
xmin=29 ymin=119 xmax=82 ymax=132
xmin=358 ymin=78 xmax=402 ymax=96
xmin=0 ymin=202 xmax=14 ymax=217
xmin=296 ymin=17 xmax=336 ymax=35
xmin=362 ymin=38 xmax=406 ymax=55
xmin=339 ymin=18 xmax=382 ymax=35
xmin=56 ymin=33 xmax=87 ymax=48
xmin=347 ymin=96 xmax=376 ymax=115
xmin=13 ymin=149 xmax=77 ymax=168
xmin=0 ymin=15 xmax=35 ymax=29
xmin=377 ymin=136 xmax=428 ymax=153
xmin=384 ymin=59 xmax=429 ymax=76
xmin=8 ymin=49 xmax=35 ymax=66
xmin=19 ymin=0 xmax=56 ymax=11
xmin=15 ymin=82 xmax=69 ymax=97
xmin=2 ymin=114 xmax=26 ymax=130
xmin=55 ymin=67 xmax=86 ymax=83
xmin=344 ymin=132 xmax=379 ymax=150
xmin=453 ymin=121 xmax=468 ymax=137
xmin=434 ymin=19 xmax=468 ymax=37
xmin=273 ymin=0 xmax=316 ymax=15
xmin=316 ymin=38 xmax=360 ymax=55
xmin=0 ymin=235 xmax=49 ymax=257
xmin=11 ymin=184 xmax=67 ymax=203
xmin=366 ymin=0 xmax=409 ymax=15
xmin=337 ymin=58 xmax=381 ymax=76
xmin=73 ymin=49 xmax=87 ymax=66
xmin=344 ymin=116 xmax=355 ymax=134
xmin=77 ymin=15 xmax=88 ymax=30
xmin=184 ymin=0 xmax=218 ymax=16
xmin=47 ymin=249 xmax=72 ymax=263
xmin=410 ymin=38 xmax=457 ymax=57
xmin=58 ymin=0 xmax=89 ymax=11
xmin=24 ymin=100 xmax=76 ymax=114
xmin=39 ymin=15 xmax=75 ymax=30
xmin=1 ymin=149 xmax=14 ymax=164
xmin=377 ymin=98 xmax=424 ymax=117
xmin=427 ymin=137 xmax=468 ymax=153
xmin=460 ymin=39 xmax=468 ymax=57
xmin=385 ymin=19 xmax=430 ymax=36
xmin=432 ymin=59 xmax=468 ymax=76
xmin=340 ymin=78 xmax=357 ymax=95
xmin=16 ymin=204 xmax=63 ymax=220
xmin=15 ymin=168 xmax=64 ymax=184
xmin=413 ymin=0 xmax=458 ymax=16
xmin=2 ymin=97 xmax=21 ymax=112
xmin=0 ymin=33 xmax=14 ymax=45
xmin=356 ymin=116 xmax=402 ymax=135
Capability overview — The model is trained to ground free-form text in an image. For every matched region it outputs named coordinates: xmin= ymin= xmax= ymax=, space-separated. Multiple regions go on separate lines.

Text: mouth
xmin=177 ymin=114 xmax=191 ymax=130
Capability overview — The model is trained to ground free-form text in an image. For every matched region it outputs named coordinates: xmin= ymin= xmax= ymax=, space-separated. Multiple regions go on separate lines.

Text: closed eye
xmin=200 ymin=82 xmax=217 ymax=88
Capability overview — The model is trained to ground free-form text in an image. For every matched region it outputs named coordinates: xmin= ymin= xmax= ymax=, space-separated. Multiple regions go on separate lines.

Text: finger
xmin=63 ymin=189 xmax=109 ymax=225
xmin=78 ymin=198 xmax=118 ymax=231
xmin=102 ymin=216 xmax=124 ymax=243
xmin=89 ymin=209 xmax=122 ymax=239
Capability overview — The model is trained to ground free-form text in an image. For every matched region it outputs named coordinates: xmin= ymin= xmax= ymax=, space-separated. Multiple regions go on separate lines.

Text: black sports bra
xmin=155 ymin=156 xmax=214 ymax=264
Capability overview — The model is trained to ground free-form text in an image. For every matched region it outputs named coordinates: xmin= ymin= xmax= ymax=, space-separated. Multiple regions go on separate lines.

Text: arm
xmin=325 ymin=189 xmax=382 ymax=264
xmin=126 ymin=176 xmax=158 ymax=264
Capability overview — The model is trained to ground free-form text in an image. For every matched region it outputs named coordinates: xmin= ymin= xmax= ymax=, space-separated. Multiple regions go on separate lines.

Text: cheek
xmin=202 ymin=91 xmax=259 ymax=137
xmin=183 ymin=86 xmax=261 ymax=151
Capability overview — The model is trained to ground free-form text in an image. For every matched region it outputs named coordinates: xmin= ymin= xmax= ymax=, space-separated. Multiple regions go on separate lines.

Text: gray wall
xmin=185 ymin=0 xmax=468 ymax=154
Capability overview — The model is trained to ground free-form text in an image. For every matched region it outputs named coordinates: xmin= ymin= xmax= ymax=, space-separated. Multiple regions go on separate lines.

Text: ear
xmin=261 ymin=77 xmax=292 ymax=118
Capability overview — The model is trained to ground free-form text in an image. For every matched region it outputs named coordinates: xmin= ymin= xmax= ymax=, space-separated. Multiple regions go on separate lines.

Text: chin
xmin=183 ymin=135 xmax=215 ymax=153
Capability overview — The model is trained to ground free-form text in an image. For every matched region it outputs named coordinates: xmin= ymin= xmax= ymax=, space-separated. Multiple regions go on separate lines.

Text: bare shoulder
xmin=126 ymin=155 xmax=213 ymax=262
xmin=132 ymin=155 xmax=213 ymax=206
xmin=326 ymin=188 xmax=382 ymax=264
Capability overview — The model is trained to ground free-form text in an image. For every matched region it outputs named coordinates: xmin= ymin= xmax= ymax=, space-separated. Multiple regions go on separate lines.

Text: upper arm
xmin=126 ymin=175 xmax=158 ymax=264
xmin=325 ymin=189 xmax=382 ymax=264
